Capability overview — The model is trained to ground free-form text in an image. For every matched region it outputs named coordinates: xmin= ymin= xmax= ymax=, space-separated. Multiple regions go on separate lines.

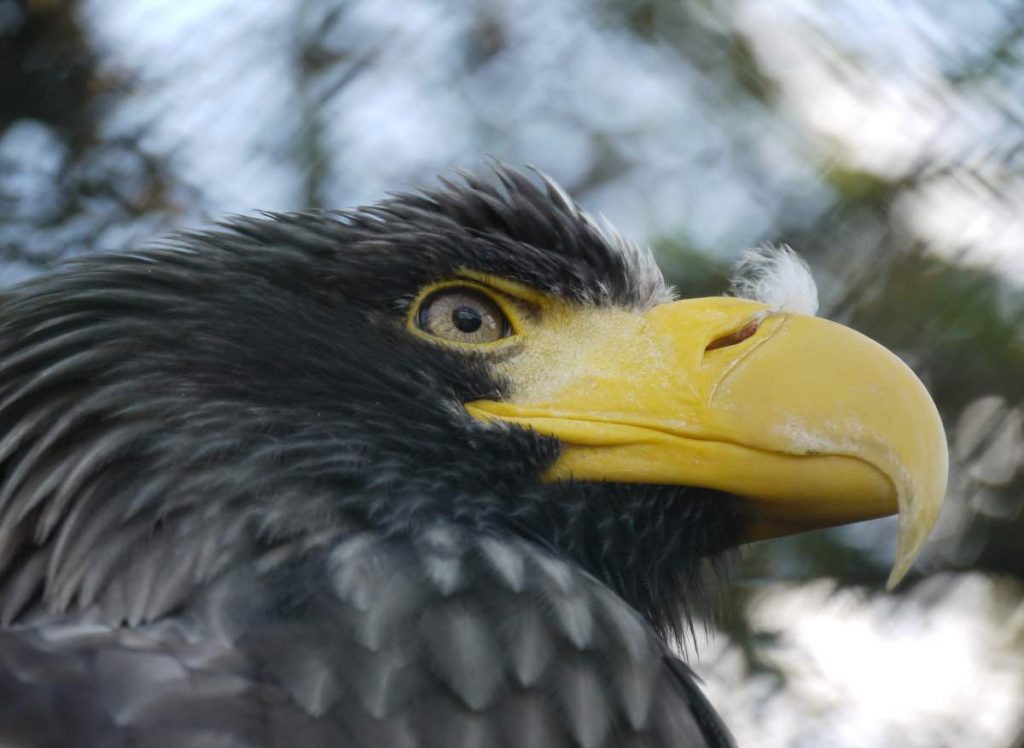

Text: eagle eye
xmin=415 ymin=287 xmax=513 ymax=345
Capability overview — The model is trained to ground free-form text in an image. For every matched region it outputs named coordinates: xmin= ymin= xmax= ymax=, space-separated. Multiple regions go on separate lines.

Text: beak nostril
xmin=705 ymin=319 xmax=762 ymax=352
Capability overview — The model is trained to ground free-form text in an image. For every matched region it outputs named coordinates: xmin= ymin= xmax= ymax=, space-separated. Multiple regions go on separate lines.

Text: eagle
xmin=0 ymin=167 xmax=946 ymax=747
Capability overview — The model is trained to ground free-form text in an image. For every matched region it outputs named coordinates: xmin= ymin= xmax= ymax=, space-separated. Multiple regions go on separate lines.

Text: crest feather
xmin=729 ymin=245 xmax=819 ymax=316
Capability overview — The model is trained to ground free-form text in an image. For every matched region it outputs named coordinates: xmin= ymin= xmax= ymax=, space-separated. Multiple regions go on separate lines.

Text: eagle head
xmin=0 ymin=167 xmax=946 ymax=643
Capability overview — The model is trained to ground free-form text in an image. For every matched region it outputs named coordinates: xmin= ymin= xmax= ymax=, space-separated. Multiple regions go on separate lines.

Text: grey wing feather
xmin=0 ymin=528 xmax=727 ymax=747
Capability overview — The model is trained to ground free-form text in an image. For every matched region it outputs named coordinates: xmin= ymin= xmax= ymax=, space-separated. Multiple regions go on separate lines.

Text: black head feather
xmin=0 ymin=166 xmax=738 ymax=638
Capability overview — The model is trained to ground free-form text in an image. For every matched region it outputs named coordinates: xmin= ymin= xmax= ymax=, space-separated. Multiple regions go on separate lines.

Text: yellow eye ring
xmin=407 ymin=280 xmax=523 ymax=349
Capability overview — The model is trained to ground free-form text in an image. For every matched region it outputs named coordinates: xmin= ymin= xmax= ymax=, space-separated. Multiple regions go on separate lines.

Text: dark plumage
xmin=0 ymin=167 xmax=753 ymax=746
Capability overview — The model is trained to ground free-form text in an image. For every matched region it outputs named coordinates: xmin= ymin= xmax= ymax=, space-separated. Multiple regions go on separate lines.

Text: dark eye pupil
xmin=452 ymin=306 xmax=482 ymax=333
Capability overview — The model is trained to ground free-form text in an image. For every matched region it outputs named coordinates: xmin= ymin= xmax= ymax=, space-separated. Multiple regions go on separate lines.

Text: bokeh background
xmin=3 ymin=0 xmax=1023 ymax=745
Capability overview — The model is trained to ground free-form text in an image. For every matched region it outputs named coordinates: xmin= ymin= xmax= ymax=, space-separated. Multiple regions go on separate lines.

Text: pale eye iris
xmin=416 ymin=288 xmax=511 ymax=344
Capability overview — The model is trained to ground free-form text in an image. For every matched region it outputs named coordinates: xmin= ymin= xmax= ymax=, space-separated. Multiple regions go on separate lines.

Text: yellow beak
xmin=465 ymin=297 xmax=948 ymax=587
